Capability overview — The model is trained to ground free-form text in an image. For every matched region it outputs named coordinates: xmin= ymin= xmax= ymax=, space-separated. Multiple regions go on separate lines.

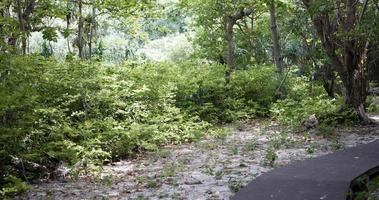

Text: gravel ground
xmin=18 ymin=121 xmax=379 ymax=200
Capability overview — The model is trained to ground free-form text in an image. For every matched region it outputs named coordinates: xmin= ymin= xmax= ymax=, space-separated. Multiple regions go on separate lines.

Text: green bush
xmin=367 ymin=96 xmax=379 ymax=113
xmin=271 ymin=74 xmax=336 ymax=126
xmin=271 ymin=95 xmax=339 ymax=126
xmin=0 ymin=56 xmax=281 ymax=196
xmin=174 ymin=62 xmax=278 ymax=123
xmin=229 ymin=66 xmax=278 ymax=117
xmin=270 ymin=75 xmax=360 ymax=127
xmin=0 ymin=175 xmax=31 ymax=198
xmin=0 ymin=56 xmax=209 ymax=196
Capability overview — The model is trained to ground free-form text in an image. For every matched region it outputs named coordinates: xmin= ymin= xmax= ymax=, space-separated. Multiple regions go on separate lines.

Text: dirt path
xmin=19 ymin=121 xmax=379 ymax=200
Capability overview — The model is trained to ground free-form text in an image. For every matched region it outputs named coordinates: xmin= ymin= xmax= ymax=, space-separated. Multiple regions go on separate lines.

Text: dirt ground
xmin=19 ymin=120 xmax=379 ymax=200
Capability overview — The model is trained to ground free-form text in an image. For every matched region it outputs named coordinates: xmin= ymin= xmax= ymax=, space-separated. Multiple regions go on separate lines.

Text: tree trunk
xmin=336 ymin=47 xmax=371 ymax=123
xmin=225 ymin=18 xmax=234 ymax=84
xmin=224 ymin=8 xmax=253 ymax=84
xmin=16 ymin=0 xmax=35 ymax=55
xmin=88 ymin=28 xmax=92 ymax=59
xmin=88 ymin=1 xmax=96 ymax=59
xmin=269 ymin=1 xmax=283 ymax=74
xmin=301 ymin=0 xmax=373 ymax=123
xmin=340 ymin=69 xmax=371 ymax=122
xmin=66 ymin=2 xmax=72 ymax=54
xmin=78 ymin=0 xmax=84 ymax=59
xmin=21 ymin=37 xmax=27 ymax=55
xmin=89 ymin=2 xmax=96 ymax=60
xmin=321 ymin=64 xmax=335 ymax=98
xmin=1 ymin=6 xmax=13 ymax=52
xmin=16 ymin=0 xmax=26 ymax=54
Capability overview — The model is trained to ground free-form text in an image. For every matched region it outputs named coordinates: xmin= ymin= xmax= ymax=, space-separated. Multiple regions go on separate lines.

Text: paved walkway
xmin=232 ymin=140 xmax=379 ymax=200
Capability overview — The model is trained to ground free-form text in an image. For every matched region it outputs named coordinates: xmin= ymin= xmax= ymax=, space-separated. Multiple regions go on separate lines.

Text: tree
xmin=225 ymin=7 xmax=253 ymax=83
xmin=268 ymin=0 xmax=283 ymax=73
xmin=1 ymin=0 xmax=37 ymax=54
xmin=0 ymin=0 xmax=64 ymax=54
xmin=77 ymin=0 xmax=84 ymax=58
xmin=301 ymin=0 xmax=378 ymax=122
xmin=280 ymin=2 xmax=340 ymax=98
xmin=88 ymin=0 xmax=97 ymax=59
xmin=182 ymin=0 xmax=259 ymax=83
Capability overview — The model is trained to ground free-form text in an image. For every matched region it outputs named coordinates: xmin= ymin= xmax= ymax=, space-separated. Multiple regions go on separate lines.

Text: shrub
xmin=0 ymin=56 xmax=285 ymax=196
xmin=366 ymin=95 xmax=379 ymax=113
xmin=270 ymin=74 xmax=361 ymax=127
xmin=229 ymin=66 xmax=278 ymax=117
xmin=0 ymin=56 xmax=210 ymax=196
xmin=271 ymin=74 xmax=338 ymax=126
xmin=271 ymin=95 xmax=339 ymax=126
xmin=174 ymin=62 xmax=279 ymax=123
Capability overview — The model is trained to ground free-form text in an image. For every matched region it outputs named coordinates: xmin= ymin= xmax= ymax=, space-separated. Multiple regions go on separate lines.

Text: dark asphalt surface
xmin=232 ymin=140 xmax=379 ymax=200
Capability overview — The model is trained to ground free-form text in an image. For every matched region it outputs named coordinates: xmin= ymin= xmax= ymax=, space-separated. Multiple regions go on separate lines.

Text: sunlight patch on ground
xmin=370 ymin=115 xmax=379 ymax=123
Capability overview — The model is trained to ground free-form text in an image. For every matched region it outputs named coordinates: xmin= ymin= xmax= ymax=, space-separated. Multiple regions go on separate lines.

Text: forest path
xmin=20 ymin=121 xmax=379 ymax=200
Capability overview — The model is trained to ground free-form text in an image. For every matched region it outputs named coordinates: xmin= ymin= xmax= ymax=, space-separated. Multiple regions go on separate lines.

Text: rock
xmin=216 ymin=181 xmax=225 ymax=186
xmin=159 ymin=192 xmax=169 ymax=198
xmin=239 ymin=163 xmax=248 ymax=168
xmin=108 ymin=191 xmax=119 ymax=197
xmin=368 ymin=87 xmax=379 ymax=95
xmin=184 ymin=179 xmax=203 ymax=185
xmin=53 ymin=162 xmax=70 ymax=180
xmin=10 ymin=156 xmax=49 ymax=177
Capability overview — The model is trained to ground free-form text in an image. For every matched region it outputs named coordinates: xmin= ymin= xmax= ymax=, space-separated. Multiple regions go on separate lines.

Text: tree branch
xmin=229 ymin=8 xmax=253 ymax=22
xmin=359 ymin=0 xmax=370 ymax=21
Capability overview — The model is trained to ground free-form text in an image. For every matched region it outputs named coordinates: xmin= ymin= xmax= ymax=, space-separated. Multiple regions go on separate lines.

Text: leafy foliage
xmin=271 ymin=74 xmax=360 ymax=127
xmin=271 ymin=95 xmax=338 ymax=126
xmin=0 ymin=55 xmax=280 ymax=196
xmin=0 ymin=56 xmax=209 ymax=196
xmin=174 ymin=62 xmax=279 ymax=123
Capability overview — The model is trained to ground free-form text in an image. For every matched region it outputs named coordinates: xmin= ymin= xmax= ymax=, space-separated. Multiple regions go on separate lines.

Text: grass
xmin=243 ymin=139 xmax=258 ymax=152
xmin=306 ymin=142 xmax=318 ymax=154
xmin=228 ymin=178 xmax=244 ymax=193
xmin=262 ymin=147 xmax=277 ymax=167
xmin=156 ymin=149 xmax=171 ymax=158
xmin=214 ymin=170 xmax=224 ymax=180
xmin=316 ymin=123 xmax=336 ymax=138
xmin=177 ymin=156 xmax=191 ymax=165
xmin=200 ymin=142 xmax=218 ymax=150
xmin=137 ymin=194 xmax=146 ymax=200
xmin=230 ymin=146 xmax=239 ymax=155
xmin=136 ymin=176 xmax=160 ymax=188
xmin=160 ymin=162 xmax=184 ymax=178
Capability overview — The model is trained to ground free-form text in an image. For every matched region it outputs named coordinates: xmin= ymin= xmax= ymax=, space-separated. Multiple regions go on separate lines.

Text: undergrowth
xmin=0 ymin=56 xmax=278 ymax=197
xmin=0 ymin=56 xmax=365 ymax=197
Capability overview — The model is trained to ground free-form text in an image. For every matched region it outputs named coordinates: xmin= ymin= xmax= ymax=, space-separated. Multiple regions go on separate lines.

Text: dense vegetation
xmin=0 ymin=0 xmax=378 ymax=197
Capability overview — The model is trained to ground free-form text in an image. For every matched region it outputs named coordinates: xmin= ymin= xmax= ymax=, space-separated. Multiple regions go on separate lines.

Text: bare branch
xmin=359 ymin=0 xmax=370 ymax=20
